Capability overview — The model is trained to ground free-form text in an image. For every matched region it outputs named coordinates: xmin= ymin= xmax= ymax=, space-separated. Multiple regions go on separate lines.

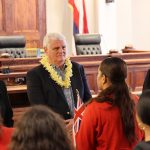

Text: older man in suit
xmin=26 ymin=33 xmax=92 ymax=131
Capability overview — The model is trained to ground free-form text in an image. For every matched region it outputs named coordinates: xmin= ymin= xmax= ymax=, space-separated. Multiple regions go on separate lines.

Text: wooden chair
xmin=74 ymin=33 xmax=101 ymax=55
xmin=0 ymin=35 xmax=26 ymax=58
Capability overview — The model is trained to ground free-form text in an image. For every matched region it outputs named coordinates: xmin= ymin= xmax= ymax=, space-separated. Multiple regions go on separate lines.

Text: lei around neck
xmin=40 ymin=55 xmax=72 ymax=88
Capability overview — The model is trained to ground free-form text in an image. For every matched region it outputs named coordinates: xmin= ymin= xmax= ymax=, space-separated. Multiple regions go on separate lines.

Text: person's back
xmin=76 ymin=57 xmax=143 ymax=150
xmin=0 ymin=126 xmax=14 ymax=150
xmin=134 ymin=90 xmax=150 ymax=150
xmin=0 ymin=81 xmax=14 ymax=149
xmin=77 ymin=100 xmax=142 ymax=150
xmin=0 ymin=80 xmax=13 ymax=127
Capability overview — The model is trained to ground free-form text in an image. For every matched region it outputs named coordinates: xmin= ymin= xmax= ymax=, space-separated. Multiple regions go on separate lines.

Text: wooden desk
xmin=1 ymin=52 xmax=150 ymax=107
xmin=0 ymin=72 xmax=26 ymax=79
xmin=7 ymin=85 xmax=27 ymax=94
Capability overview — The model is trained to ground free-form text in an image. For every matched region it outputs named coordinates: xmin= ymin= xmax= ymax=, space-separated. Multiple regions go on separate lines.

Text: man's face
xmin=45 ymin=39 xmax=67 ymax=67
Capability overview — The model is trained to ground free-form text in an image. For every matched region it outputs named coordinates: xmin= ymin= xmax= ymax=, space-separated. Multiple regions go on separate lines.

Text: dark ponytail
xmin=95 ymin=57 xmax=136 ymax=144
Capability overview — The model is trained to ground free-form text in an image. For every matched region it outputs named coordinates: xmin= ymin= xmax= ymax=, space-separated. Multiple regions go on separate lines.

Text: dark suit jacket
xmin=143 ymin=69 xmax=150 ymax=91
xmin=0 ymin=80 xmax=13 ymax=127
xmin=27 ymin=61 xmax=92 ymax=119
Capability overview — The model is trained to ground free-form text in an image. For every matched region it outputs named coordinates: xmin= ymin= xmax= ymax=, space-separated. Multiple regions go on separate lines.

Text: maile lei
xmin=40 ymin=55 xmax=72 ymax=88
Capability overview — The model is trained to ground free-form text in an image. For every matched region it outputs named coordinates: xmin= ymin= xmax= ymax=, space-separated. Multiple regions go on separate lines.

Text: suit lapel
xmin=49 ymin=76 xmax=68 ymax=104
xmin=43 ymin=65 xmax=79 ymax=107
xmin=41 ymin=65 xmax=68 ymax=105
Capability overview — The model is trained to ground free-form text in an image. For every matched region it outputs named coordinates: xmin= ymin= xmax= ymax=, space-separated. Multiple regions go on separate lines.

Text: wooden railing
xmin=1 ymin=52 xmax=150 ymax=108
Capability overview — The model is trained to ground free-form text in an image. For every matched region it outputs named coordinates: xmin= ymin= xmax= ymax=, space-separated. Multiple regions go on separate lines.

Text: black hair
xmin=9 ymin=105 xmax=73 ymax=150
xmin=95 ymin=57 xmax=136 ymax=144
xmin=137 ymin=90 xmax=150 ymax=125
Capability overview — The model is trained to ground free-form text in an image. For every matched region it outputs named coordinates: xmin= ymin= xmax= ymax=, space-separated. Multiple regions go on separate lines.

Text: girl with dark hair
xmin=9 ymin=105 xmax=74 ymax=150
xmin=134 ymin=90 xmax=150 ymax=149
xmin=76 ymin=57 xmax=143 ymax=150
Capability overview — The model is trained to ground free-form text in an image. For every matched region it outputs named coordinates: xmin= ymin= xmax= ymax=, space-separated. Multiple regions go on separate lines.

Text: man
xmin=26 ymin=33 xmax=92 ymax=126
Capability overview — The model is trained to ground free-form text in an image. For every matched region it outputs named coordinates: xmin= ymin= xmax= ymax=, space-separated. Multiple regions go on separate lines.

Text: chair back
xmin=74 ymin=33 xmax=101 ymax=55
xmin=0 ymin=35 xmax=26 ymax=58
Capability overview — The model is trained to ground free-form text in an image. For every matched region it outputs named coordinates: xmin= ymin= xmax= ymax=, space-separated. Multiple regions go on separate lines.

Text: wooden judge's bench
xmin=0 ymin=52 xmax=150 ymax=109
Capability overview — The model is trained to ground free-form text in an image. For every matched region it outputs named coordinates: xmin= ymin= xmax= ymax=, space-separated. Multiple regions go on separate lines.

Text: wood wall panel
xmin=0 ymin=0 xmax=46 ymax=48
xmin=1 ymin=53 xmax=150 ymax=107
xmin=84 ymin=66 xmax=99 ymax=94
xmin=86 ymin=74 xmax=98 ymax=94
xmin=127 ymin=66 xmax=149 ymax=92
xmin=14 ymin=0 xmax=37 ymax=31
xmin=4 ymin=0 xmax=13 ymax=32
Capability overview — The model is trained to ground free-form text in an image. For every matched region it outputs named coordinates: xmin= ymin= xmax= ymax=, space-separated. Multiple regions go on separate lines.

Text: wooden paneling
xmin=127 ymin=63 xmax=150 ymax=92
xmin=14 ymin=0 xmax=37 ymax=31
xmin=1 ymin=54 xmax=150 ymax=94
xmin=0 ymin=0 xmax=46 ymax=48
xmin=0 ymin=53 xmax=150 ymax=120
xmin=1 ymin=52 xmax=150 ymax=107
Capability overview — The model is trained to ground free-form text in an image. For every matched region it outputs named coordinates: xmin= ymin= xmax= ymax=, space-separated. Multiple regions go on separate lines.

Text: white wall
xmin=99 ymin=0 xmax=117 ymax=54
xmin=85 ymin=0 xmax=99 ymax=33
xmin=132 ymin=0 xmax=150 ymax=50
xmin=46 ymin=0 xmax=73 ymax=55
xmin=116 ymin=0 xmax=133 ymax=51
xmin=99 ymin=0 xmax=150 ymax=52
xmin=46 ymin=0 xmax=99 ymax=55
xmin=46 ymin=0 xmax=150 ymax=55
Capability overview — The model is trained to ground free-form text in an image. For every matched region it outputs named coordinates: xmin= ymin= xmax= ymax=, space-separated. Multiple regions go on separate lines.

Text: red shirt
xmin=0 ymin=126 xmax=14 ymax=150
xmin=76 ymin=96 xmax=143 ymax=150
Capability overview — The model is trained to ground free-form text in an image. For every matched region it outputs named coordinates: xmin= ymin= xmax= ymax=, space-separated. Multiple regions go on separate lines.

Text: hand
xmin=65 ymin=119 xmax=73 ymax=138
